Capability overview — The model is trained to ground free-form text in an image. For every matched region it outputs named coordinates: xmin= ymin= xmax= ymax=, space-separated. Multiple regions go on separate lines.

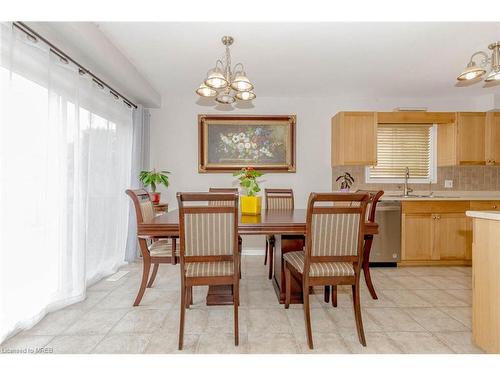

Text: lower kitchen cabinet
xmin=433 ymin=213 xmax=471 ymax=261
xmin=401 ymin=201 xmax=472 ymax=265
xmin=402 ymin=213 xmax=435 ymax=261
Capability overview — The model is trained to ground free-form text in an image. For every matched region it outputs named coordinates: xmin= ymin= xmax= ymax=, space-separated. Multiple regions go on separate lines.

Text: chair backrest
xmin=177 ymin=192 xmax=239 ymax=263
xmin=125 ymin=188 xmax=155 ymax=224
xmin=265 ymin=188 xmax=294 ymax=210
xmin=208 ymin=188 xmax=239 ymax=207
xmin=354 ymin=190 xmax=384 ymax=222
xmin=304 ymin=192 xmax=370 ymax=274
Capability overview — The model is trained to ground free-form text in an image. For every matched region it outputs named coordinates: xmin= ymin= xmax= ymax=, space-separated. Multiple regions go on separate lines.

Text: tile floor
xmin=0 ymin=256 xmax=483 ymax=354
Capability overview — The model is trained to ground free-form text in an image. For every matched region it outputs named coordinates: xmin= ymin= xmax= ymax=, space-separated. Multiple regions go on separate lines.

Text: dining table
xmin=138 ymin=209 xmax=379 ymax=305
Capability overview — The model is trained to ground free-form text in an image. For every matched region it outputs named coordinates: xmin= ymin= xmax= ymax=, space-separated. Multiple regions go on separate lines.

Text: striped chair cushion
xmin=283 ymin=251 xmax=354 ymax=277
xmin=148 ymin=239 xmax=179 ymax=257
xmin=266 ymin=196 xmax=293 ymax=210
xmin=140 ymin=200 xmax=155 ymax=222
xmin=311 ymin=213 xmax=360 ymax=256
xmin=209 ymin=200 xmax=236 ymax=207
xmin=185 ymin=261 xmax=234 ymax=277
xmin=183 ymin=212 xmax=234 ymax=256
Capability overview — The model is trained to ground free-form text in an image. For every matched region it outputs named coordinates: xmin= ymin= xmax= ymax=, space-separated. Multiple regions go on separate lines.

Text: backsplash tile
xmin=332 ymin=166 xmax=500 ymax=192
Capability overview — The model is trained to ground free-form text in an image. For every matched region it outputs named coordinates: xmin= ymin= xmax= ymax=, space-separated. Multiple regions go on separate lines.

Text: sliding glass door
xmin=0 ymin=23 xmax=134 ymax=343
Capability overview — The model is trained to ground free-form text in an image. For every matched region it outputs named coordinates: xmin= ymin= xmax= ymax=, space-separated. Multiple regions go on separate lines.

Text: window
xmin=366 ymin=124 xmax=437 ymax=183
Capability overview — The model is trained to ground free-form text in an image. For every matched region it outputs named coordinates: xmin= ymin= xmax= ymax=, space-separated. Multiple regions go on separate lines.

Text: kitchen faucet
xmin=403 ymin=167 xmax=413 ymax=197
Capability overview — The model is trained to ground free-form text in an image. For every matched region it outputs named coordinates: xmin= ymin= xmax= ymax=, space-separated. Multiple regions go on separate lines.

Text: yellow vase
xmin=240 ymin=195 xmax=262 ymax=215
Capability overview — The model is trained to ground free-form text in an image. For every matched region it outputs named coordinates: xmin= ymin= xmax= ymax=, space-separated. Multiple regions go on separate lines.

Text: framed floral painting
xmin=198 ymin=114 xmax=296 ymax=173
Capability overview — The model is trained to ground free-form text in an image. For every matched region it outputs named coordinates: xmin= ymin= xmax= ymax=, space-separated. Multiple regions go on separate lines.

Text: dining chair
xmin=284 ymin=192 xmax=370 ymax=348
xmin=264 ymin=188 xmax=294 ymax=280
xmin=209 ymin=188 xmax=242 ymax=278
xmin=324 ymin=190 xmax=385 ymax=304
xmin=356 ymin=190 xmax=384 ymax=299
xmin=125 ymin=189 xmax=179 ymax=306
xmin=177 ymin=192 xmax=240 ymax=350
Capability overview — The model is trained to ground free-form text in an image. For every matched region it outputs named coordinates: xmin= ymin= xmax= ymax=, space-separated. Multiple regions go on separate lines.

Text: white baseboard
xmin=242 ymin=248 xmax=266 ymax=256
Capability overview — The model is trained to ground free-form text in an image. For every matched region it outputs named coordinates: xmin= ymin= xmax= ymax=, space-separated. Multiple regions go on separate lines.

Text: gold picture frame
xmin=198 ymin=114 xmax=296 ymax=173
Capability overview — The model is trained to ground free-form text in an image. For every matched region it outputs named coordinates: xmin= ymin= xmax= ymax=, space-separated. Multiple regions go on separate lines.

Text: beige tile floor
xmin=1 ymin=256 xmax=483 ymax=354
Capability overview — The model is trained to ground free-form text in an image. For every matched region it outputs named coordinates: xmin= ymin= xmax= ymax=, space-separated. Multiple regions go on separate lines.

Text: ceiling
xmin=96 ymin=22 xmax=500 ymax=100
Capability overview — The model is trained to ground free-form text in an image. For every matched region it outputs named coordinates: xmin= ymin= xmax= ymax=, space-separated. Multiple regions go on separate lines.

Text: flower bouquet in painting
xmin=233 ymin=167 xmax=263 ymax=215
xmin=217 ymin=127 xmax=284 ymax=163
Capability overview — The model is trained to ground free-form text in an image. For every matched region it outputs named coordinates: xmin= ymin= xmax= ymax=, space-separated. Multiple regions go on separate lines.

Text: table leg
xmin=271 ymin=234 xmax=306 ymax=304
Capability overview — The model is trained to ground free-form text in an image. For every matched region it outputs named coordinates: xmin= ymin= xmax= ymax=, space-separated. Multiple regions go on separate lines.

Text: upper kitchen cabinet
xmin=331 ymin=112 xmax=377 ymax=166
xmin=486 ymin=112 xmax=500 ymax=165
xmin=457 ymin=112 xmax=486 ymax=165
xmin=438 ymin=112 xmax=487 ymax=166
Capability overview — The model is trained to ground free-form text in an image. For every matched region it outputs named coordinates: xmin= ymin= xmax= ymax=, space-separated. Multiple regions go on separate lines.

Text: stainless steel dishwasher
xmin=370 ymin=200 xmax=401 ymax=264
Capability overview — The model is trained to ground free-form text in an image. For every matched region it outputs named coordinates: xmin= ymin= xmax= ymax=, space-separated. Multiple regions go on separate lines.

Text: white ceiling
xmin=96 ymin=22 xmax=500 ymax=100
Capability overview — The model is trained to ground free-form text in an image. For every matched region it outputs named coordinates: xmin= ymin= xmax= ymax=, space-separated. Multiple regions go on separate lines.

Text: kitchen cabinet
xmin=438 ymin=112 xmax=486 ymax=166
xmin=434 ymin=213 xmax=471 ymax=261
xmin=486 ymin=112 xmax=500 ymax=165
xmin=402 ymin=213 xmax=435 ymax=261
xmin=457 ymin=112 xmax=486 ymax=165
xmin=331 ymin=112 xmax=377 ymax=166
xmin=469 ymin=201 xmax=500 ymax=211
xmin=401 ymin=201 xmax=471 ymax=265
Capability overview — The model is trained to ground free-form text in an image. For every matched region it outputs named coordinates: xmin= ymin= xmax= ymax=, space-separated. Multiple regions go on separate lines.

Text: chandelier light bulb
xmin=235 ymin=91 xmax=256 ymax=101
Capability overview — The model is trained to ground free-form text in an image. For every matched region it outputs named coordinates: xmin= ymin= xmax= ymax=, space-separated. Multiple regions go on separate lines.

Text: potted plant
xmin=336 ymin=172 xmax=354 ymax=192
xmin=139 ymin=169 xmax=171 ymax=204
xmin=233 ymin=167 xmax=263 ymax=215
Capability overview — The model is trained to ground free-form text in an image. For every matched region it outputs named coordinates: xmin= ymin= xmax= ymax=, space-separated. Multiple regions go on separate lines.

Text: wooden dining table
xmin=138 ymin=209 xmax=378 ymax=305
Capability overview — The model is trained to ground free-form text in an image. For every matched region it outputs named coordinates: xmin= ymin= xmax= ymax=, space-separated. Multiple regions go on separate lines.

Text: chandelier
xmin=457 ymin=41 xmax=500 ymax=83
xmin=196 ymin=36 xmax=256 ymax=105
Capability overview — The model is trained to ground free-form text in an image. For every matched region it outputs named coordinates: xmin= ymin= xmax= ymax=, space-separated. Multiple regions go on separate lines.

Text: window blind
xmin=368 ymin=124 xmax=433 ymax=180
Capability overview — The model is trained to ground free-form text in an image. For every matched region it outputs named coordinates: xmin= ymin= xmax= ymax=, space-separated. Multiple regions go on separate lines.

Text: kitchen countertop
xmin=379 ymin=191 xmax=500 ymax=201
xmin=466 ymin=211 xmax=500 ymax=221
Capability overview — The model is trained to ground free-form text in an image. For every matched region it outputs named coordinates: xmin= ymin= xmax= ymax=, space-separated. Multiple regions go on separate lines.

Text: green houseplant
xmin=233 ymin=167 xmax=263 ymax=215
xmin=336 ymin=172 xmax=354 ymax=192
xmin=139 ymin=169 xmax=171 ymax=204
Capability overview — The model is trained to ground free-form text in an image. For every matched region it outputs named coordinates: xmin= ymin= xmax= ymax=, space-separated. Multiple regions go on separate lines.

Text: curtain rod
xmin=12 ymin=22 xmax=138 ymax=109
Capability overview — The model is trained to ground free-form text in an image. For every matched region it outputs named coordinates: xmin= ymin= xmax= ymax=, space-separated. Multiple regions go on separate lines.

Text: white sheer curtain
xmin=125 ymin=106 xmax=150 ymax=261
xmin=0 ymin=23 xmax=134 ymax=343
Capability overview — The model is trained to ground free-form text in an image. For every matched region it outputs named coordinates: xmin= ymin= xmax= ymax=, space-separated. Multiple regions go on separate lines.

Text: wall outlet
xmin=444 ymin=180 xmax=453 ymax=188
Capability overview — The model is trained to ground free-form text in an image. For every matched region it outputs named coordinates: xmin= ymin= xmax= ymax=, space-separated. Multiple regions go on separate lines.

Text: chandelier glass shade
xmin=485 ymin=67 xmax=500 ymax=82
xmin=205 ymin=66 xmax=228 ymax=89
xmin=215 ymin=90 xmax=236 ymax=104
xmin=196 ymin=83 xmax=217 ymax=97
xmin=196 ymin=36 xmax=256 ymax=106
xmin=457 ymin=42 xmax=500 ymax=84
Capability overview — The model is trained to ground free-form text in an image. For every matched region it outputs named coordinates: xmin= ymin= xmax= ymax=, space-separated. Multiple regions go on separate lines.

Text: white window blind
xmin=366 ymin=124 xmax=436 ymax=183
